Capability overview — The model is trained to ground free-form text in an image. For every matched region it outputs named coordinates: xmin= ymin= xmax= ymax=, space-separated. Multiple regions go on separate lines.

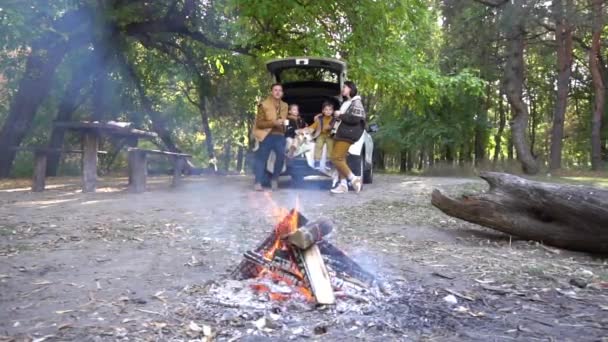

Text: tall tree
xmin=589 ymin=0 xmax=606 ymax=170
xmin=0 ymin=9 xmax=92 ymax=176
xmin=549 ymin=0 xmax=574 ymax=171
xmin=501 ymin=0 xmax=539 ymax=174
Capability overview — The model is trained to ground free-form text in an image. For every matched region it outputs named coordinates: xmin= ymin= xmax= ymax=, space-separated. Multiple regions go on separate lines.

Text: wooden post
xmin=128 ymin=150 xmax=147 ymax=193
xmin=171 ymin=156 xmax=184 ymax=187
xmin=32 ymin=151 xmax=47 ymax=192
xmin=82 ymin=131 xmax=98 ymax=193
xmin=126 ymin=137 xmax=138 ymax=185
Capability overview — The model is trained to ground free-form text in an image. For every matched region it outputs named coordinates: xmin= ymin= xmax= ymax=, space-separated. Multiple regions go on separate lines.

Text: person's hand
xmin=333 ymin=110 xmax=342 ymax=117
xmin=275 ymin=119 xmax=285 ymax=128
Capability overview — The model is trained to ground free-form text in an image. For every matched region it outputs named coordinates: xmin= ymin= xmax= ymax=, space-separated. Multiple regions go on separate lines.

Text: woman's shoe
xmin=351 ymin=177 xmax=362 ymax=193
xmin=330 ymin=182 xmax=348 ymax=194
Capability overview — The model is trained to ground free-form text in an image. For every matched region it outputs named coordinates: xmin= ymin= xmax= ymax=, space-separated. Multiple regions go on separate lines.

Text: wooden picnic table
xmin=10 ymin=146 xmax=108 ymax=192
xmin=54 ymin=121 xmax=158 ymax=192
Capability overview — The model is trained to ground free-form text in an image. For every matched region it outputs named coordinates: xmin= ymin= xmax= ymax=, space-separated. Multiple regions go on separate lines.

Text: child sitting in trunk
xmin=299 ymin=101 xmax=335 ymax=169
xmin=285 ymin=104 xmax=306 ymax=156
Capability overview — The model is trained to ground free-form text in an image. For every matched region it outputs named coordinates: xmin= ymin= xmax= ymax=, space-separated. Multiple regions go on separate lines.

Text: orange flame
xmin=250 ymin=196 xmax=315 ymax=302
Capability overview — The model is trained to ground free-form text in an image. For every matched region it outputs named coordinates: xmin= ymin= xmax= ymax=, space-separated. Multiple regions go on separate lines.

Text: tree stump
xmin=431 ymin=172 xmax=608 ymax=253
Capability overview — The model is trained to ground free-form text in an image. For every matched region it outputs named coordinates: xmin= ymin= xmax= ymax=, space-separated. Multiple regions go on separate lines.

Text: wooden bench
xmin=127 ymin=148 xmax=192 ymax=193
xmin=10 ymin=147 xmax=107 ymax=192
xmin=54 ymin=121 xmax=158 ymax=192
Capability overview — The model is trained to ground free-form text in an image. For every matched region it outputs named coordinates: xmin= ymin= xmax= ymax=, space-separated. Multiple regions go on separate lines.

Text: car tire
xmin=347 ymin=154 xmax=363 ymax=177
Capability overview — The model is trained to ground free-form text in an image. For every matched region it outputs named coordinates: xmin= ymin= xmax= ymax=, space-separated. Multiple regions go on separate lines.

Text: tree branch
xmin=124 ymin=16 xmax=256 ymax=55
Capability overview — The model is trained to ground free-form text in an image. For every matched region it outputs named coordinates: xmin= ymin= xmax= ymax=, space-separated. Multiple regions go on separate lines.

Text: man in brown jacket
xmin=253 ymin=83 xmax=289 ymax=191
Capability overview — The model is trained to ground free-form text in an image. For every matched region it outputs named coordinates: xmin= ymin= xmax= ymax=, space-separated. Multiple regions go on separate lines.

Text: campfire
xmin=233 ymin=208 xmax=381 ymax=305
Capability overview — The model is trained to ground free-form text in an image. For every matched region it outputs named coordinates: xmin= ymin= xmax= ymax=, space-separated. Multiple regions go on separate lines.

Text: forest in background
xmin=0 ymin=0 xmax=607 ymax=178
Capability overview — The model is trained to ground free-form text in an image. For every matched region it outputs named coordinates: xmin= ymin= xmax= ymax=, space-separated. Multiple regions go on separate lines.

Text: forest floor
xmin=0 ymin=173 xmax=607 ymax=341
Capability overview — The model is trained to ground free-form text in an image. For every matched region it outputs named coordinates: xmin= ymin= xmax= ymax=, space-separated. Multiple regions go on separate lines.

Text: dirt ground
xmin=0 ymin=174 xmax=607 ymax=341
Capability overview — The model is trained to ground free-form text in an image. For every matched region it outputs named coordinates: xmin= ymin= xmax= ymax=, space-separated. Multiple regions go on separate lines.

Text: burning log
xmin=286 ymin=218 xmax=333 ymax=249
xmin=318 ymin=241 xmax=376 ymax=287
xmin=233 ymin=209 xmax=308 ymax=280
xmin=293 ymin=245 xmax=335 ymax=305
xmin=243 ymin=251 xmax=309 ymax=288
xmin=234 ymin=209 xmax=377 ymax=305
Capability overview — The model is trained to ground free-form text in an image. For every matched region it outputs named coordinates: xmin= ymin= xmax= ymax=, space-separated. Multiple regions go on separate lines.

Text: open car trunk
xmin=266 ymin=57 xmax=346 ymax=124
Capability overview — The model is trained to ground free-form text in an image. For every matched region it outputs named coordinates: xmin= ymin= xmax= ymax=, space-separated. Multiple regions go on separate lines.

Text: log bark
xmin=294 ymin=245 xmax=335 ymax=305
xmin=286 ymin=218 xmax=333 ymax=250
xmin=431 ymin=172 xmax=608 ymax=253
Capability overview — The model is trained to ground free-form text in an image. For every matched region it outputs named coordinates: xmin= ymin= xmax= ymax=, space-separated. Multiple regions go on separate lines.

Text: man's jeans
xmin=255 ymin=134 xmax=286 ymax=184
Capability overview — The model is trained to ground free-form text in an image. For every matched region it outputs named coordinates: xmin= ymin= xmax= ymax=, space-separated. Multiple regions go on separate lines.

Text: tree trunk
xmin=46 ymin=63 xmax=93 ymax=176
xmin=493 ymin=93 xmax=506 ymax=164
xmin=0 ymin=35 xmax=70 ymax=177
xmin=400 ymin=151 xmax=407 ymax=173
xmin=375 ymin=147 xmax=385 ymax=171
xmin=92 ymin=69 xmax=108 ymax=121
xmin=529 ymin=91 xmax=537 ymax=156
xmin=223 ymin=142 xmax=231 ymax=171
xmin=431 ymin=172 xmax=608 ymax=253
xmin=445 ymin=145 xmax=455 ymax=164
xmin=590 ymin=0 xmax=606 ymax=170
xmin=199 ymin=99 xmax=217 ymax=172
xmin=549 ymin=0 xmax=574 ymax=171
xmin=502 ymin=0 xmax=539 ymax=174
xmin=116 ymin=51 xmax=183 ymax=155
xmin=406 ymin=150 xmax=414 ymax=172
xmin=507 ymin=129 xmax=514 ymax=160
xmin=475 ymin=85 xmax=491 ymax=166
xmin=236 ymin=145 xmax=245 ymax=173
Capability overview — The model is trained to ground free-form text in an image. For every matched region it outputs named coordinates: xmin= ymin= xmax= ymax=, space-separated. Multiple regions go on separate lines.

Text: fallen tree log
xmin=431 ymin=172 xmax=608 ymax=254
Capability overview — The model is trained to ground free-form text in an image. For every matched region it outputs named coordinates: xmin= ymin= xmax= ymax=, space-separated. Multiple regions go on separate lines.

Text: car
xmin=264 ymin=57 xmax=376 ymax=186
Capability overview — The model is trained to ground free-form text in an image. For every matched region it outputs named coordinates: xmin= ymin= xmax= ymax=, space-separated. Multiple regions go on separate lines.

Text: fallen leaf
xmin=55 ymin=310 xmax=75 ymax=314
xmin=151 ymin=322 xmax=167 ymax=329
xmin=189 ymin=321 xmax=202 ymax=332
xmin=32 ymin=280 xmax=53 ymax=285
